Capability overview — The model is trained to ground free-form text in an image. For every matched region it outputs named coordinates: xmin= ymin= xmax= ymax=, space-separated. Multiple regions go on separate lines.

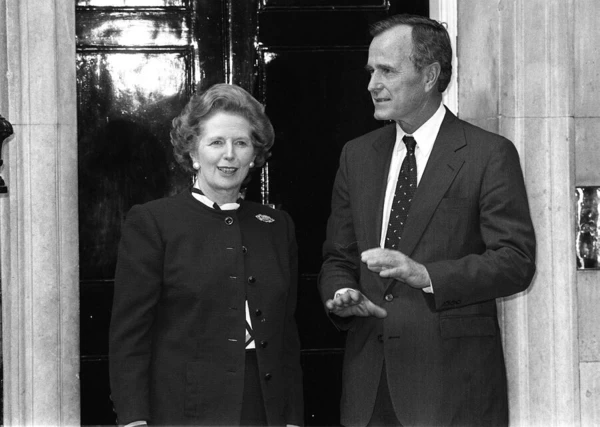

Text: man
xmin=318 ymin=14 xmax=536 ymax=427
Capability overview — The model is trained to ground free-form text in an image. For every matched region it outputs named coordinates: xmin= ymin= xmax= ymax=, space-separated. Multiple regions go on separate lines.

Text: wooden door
xmin=76 ymin=1 xmax=428 ymax=424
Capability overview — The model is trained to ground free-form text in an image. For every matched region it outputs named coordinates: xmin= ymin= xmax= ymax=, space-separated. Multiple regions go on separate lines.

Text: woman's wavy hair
xmin=370 ymin=14 xmax=452 ymax=93
xmin=171 ymin=83 xmax=274 ymax=175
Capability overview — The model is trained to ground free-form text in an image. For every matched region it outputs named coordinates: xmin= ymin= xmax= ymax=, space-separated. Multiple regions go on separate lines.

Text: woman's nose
xmin=223 ymin=141 xmax=235 ymax=159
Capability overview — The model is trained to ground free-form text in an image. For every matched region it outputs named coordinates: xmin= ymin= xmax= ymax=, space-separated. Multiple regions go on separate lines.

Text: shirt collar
xmin=192 ymin=185 xmax=241 ymax=211
xmin=395 ymin=102 xmax=446 ymax=156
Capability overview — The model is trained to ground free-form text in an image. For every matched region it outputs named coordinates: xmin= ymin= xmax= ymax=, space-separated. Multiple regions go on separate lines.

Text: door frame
xmin=429 ymin=0 xmax=458 ymax=114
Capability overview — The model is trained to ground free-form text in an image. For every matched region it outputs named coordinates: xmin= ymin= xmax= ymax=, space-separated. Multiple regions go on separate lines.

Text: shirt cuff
xmin=334 ymin=288 xmax=355 ymax=299
xmin=124 ymin=421 xmax=148 ymax=427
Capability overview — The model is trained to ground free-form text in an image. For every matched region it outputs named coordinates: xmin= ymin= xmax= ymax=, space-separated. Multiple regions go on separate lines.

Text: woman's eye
xmin=209 ymin=139 xmax=224 ymax=146
xmin=235 ymin=139 xmax=250 ymax=146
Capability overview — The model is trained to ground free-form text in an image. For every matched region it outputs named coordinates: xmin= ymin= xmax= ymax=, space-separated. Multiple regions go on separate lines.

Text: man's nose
xmin=367 ymin=73 xmax=381 ymax=93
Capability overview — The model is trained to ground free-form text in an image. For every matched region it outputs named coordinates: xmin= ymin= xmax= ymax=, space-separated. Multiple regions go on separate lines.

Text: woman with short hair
xmin=109 ymin=83 xmax=304 ymax=426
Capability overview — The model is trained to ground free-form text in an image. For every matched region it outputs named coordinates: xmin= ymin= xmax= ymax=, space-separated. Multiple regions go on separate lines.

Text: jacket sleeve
xmin=318 ymin=144 xmax=361 ymax=330
xmin=109 ymin=204 xmax=163 ymax=425
xmin=282 ymin=211 xmax=305 ymax=426
xmin=426 ymin=137 xmax=537 ymax=309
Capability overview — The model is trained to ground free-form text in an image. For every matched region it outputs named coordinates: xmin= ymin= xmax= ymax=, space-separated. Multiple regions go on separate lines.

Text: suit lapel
xmin=398 ymin=110 xmax=466 ymax=257
xmin=363 ymin=124 xmax=396 ymax=249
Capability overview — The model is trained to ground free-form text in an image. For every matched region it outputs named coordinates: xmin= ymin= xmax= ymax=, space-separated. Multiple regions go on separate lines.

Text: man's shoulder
xmin=451 ymin=114 xmax=510 ymax=145
xmin=343 ymin=123 xmax=396 ymax=151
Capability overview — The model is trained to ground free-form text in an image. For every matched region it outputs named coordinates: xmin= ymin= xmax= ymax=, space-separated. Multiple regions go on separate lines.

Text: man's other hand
xmin=325 ymin=288 xmax=387 ymax=318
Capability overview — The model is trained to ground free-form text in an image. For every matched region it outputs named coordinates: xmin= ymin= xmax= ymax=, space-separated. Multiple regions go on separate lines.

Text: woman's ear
xmin=191 ymin=156 xmax=200 ymax=171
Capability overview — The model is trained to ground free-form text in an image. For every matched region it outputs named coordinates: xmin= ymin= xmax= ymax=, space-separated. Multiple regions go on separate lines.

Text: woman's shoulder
xmin=126 ymin=190 xmax=195 ymax=219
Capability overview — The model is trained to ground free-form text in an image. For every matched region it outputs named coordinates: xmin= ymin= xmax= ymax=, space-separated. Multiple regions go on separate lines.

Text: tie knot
xmin=403 ymin=135 xmax=416 ymax=153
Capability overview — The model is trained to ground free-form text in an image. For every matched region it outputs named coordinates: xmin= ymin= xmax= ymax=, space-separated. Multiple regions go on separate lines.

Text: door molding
xmin=429 ymin=0 xmax=458 ymax=115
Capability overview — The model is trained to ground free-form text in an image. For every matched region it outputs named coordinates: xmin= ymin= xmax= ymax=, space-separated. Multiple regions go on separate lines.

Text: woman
xmin=109 ymin=83 xmax=303 ymax=426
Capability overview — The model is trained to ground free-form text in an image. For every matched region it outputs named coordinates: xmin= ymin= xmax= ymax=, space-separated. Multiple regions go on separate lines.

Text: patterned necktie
xmin=384 ymin=135 xmax=417 ymax=249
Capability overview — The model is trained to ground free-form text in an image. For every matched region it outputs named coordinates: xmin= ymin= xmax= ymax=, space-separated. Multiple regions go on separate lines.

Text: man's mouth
xmin=373 ymin=97 xmax=390 ymax=103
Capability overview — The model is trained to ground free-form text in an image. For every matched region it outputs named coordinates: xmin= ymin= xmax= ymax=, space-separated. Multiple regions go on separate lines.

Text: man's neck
xmin=396 ymin=96 xmax=443 ymax=134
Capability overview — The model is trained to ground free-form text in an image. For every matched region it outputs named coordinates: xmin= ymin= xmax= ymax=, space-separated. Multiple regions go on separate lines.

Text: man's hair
xmin=370 ymin=14 xmax=452 ymax=93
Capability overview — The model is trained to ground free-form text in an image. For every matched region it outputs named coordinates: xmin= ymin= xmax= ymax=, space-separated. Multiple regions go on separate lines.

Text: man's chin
xmin=373 ymin=110 xmax=392 ymax=121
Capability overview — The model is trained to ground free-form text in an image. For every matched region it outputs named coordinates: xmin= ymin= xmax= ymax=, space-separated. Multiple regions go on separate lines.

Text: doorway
xmin=76 ymin=1 xmax=429 ymax=424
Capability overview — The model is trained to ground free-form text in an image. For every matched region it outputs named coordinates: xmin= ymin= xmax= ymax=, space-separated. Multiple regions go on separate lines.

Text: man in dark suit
xmin=318 ymin=14 xmax=536 ymax=427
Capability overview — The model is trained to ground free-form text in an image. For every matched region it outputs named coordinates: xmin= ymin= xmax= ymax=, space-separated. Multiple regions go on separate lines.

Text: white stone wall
xmin=575 ymin=0 xmax=600 ymax=426
xmin=458 ymin=0 xmax=587 ymax=426
xmin=0 ymin=0 xmax=80 ymax=425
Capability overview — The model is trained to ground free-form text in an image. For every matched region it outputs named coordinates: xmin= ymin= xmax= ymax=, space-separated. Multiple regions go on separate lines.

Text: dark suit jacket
xmin=319 ymin=109 xmax=536 ymax=427
xmin=109 ymin=190 xmax=303 ymax=426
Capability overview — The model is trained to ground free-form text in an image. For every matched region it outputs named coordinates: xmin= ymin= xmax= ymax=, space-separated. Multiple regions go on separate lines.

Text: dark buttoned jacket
xmin=109 ymin=190 xmax=303 ymax=426
xmin=319 ymin=109 xmax=536 ymax=427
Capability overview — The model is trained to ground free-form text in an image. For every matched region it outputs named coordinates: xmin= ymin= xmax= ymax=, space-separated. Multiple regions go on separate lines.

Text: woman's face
xmin=192 ymin=112 xmax=256 ymax=202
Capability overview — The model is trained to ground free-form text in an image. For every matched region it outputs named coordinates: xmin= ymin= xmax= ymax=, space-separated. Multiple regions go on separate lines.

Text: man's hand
xmin=361 ymin=247 xmax=430 ymax=289
xmin=325 ymin=288 xmax=387 ymax=318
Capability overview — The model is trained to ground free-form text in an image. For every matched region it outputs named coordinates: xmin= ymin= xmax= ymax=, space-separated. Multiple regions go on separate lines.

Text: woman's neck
xmin=194 ymin=182 xmax=239 ymax=206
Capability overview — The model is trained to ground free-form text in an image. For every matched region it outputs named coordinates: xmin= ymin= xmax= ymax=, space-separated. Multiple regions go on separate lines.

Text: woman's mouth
xmin=217 ymin=166 xmax=238 ymax=175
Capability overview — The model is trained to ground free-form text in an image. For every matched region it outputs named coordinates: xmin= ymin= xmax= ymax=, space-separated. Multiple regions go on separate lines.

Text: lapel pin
xmin=256 ymin=214 xmax=275 ymax=223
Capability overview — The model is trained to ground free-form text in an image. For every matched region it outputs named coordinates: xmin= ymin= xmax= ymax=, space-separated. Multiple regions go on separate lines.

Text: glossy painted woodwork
xmin=77 ymin=1 xmax=429 ymax=425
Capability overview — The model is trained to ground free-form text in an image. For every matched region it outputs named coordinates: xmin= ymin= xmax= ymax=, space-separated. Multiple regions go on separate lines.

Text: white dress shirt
xmin=378 ymin=102 xmax=446 ymax=293
xmin=380 ymin=102 xmax=446 ymax=247
xmin=334 ymin=103 xmax=446 ymax=301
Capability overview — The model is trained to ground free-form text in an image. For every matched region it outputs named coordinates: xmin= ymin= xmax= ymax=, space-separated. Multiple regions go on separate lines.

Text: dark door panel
xmin=258 ymin=48 xmax=378 ymax=273
xmin=77 ymin=49 xmax=194 ymax=279
xmin=78 ymin=1 xmax=428 ymax=425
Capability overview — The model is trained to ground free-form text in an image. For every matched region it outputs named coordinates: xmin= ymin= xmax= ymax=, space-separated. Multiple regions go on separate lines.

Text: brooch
xmin=255 ymin=214 xmax=275 ymax=223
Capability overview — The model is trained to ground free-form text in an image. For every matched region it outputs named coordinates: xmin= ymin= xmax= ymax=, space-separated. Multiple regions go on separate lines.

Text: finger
xmin=336 ymin=291 xmax=355 ymax=305
xmin=365 ymin=264 xmax=386 ymax=273
xmin=379 ymin=267 xmax=403 ymax=278
xmin=328 ymin=306 xmax=354 ymax=318
xmin=360 ymin=248 xmax=385 ymax=261
xmin=368 ymin=302 xmax=388 ymax=319
xmin=325 ymin=299 xmax=338 ymax=311
xmin=346 ymin=289 xmax=363 ymax=303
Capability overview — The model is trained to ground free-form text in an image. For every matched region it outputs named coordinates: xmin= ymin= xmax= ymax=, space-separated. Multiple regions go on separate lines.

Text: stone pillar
xmin=459 ymin=0 xmax=579 ymax=426
xmin=0 ymin=0 xmax=80 ymax=425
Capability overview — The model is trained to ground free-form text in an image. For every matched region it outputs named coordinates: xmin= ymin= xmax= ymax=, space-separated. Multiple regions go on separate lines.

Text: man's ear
xmin=424 ymin=62 xmax=441 ymax=93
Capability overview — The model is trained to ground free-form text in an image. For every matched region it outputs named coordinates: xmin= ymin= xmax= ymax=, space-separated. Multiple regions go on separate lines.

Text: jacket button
xmin=248 ymin=276 xmax=256 ymax=284
xmin=384 ymin=294 xmax=393 ymax=302
xmin=224 ymin=216 xmax=234 ymax=225
xmin=255 ymin=309 xmax=262 ymax=317
xmin=242 ymin=245 xmax=248 ymax=254
xmin=264 ymin=373 xmax=272 ymax=381
xmin=260 ymin=340 xmax=268 ymax=348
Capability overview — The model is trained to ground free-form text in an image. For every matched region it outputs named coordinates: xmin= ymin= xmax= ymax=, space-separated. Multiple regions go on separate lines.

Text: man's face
xmin=366 ymin=25 xmax=430 ymax=128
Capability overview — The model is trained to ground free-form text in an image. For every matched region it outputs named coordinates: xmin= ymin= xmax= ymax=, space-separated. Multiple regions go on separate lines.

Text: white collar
xmin=192 ymin=186 xmax=240 ymax=211
xmin=395 ymin=102 xmax=446 ymax=156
